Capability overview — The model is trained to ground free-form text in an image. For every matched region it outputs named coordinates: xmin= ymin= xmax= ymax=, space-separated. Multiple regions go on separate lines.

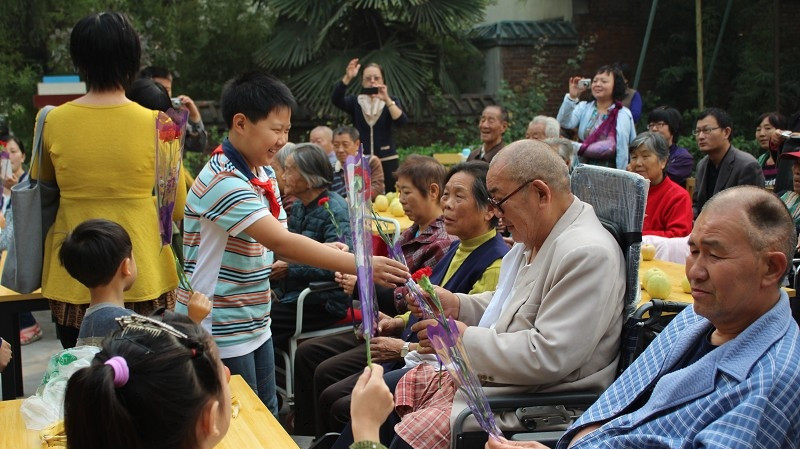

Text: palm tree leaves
xmin=255 ymin=0 xmax=488 ymax=116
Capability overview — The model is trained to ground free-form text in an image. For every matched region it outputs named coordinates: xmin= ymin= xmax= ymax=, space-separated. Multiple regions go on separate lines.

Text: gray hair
xmin=288 ymin=143 xmax=333 ymax=188
xmin=704 ymin=186 xmax=797 ymax=278
xmin=630 ymin=131 xmax=670 ymax=162
xmin=274 ymin=142 xmax=295 ymax=169
xmin=543 ymin=137 xmax=574 ymax=165
xmin=491 ymin=139 xmax=570 ymax=194
xmin=529 ymin=116 xmax=560 ymax=139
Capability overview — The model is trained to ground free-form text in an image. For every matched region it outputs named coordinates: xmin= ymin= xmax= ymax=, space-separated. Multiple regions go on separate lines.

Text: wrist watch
xmin=400 ymin=341 xmax=410 ymax=358
xmin=387 ymin=100 xmax=396 ymax=107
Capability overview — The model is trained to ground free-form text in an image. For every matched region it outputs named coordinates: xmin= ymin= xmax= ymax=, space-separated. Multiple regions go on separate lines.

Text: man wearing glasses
xmin=404 ymin=139 xmax=625 ymax=439
xmin=693 ymin=108 xmax=764 ymax=218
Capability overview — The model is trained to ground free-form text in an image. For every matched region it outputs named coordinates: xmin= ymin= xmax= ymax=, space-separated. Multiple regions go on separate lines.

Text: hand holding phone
xmin=361 ymin=87 xmax=379 ymax=95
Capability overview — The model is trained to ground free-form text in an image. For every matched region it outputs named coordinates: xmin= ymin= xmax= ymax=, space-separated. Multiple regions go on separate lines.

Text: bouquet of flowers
xmin=373 ymin=219 xmax=503 ymax=441
xmin=155 ymin=108 xmax=191 ymax=291
xmin=344 ymin=145 xmax=378 ymax=364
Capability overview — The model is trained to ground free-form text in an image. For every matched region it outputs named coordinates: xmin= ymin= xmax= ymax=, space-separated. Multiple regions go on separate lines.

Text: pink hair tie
xmin=104 ymin=356 xmax=130 ymax=388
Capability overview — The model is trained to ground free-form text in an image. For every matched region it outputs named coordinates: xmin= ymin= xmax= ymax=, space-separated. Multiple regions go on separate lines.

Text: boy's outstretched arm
xmin=245 ymin=215 xmax=408 ymax=287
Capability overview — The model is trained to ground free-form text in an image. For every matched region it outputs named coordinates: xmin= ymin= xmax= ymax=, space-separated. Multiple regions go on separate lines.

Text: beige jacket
xmin=452 ymin=197 xmax=626 ymax=430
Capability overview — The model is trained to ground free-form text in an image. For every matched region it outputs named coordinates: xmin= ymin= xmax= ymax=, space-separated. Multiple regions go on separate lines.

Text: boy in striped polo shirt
xmin=176 ymin=72 xmax=408 ymax=414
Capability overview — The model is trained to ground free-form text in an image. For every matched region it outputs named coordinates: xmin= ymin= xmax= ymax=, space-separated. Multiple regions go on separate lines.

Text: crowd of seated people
xmin=12 ymin=10 xmax=800 ymax=449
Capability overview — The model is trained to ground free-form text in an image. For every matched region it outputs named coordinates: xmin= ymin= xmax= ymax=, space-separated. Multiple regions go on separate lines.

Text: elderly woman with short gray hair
xmin=628 ymin=131 xmax=692 ymax=237
xmin=269 ymin=143 xmax=353 ymax=353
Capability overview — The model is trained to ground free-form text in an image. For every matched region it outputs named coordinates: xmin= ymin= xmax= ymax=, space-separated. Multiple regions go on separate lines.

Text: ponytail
xmin=64 ymin=313 xmax=223 ymax=449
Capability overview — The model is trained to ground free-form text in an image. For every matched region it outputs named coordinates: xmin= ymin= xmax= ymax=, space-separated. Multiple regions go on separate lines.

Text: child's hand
xmin=351 ymin=365 xmax=394 ymax=444
xmin=335 ymin=272 xmax=357 ymax=296
xmin=0 ymin=338 xmax=12 ymax=372
xmin=187 ymin=292 xmax=212 ymax=324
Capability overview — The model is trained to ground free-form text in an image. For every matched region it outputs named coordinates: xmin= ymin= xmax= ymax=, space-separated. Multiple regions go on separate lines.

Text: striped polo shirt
xmin=176 ymin=152 xmax=287 ymax=359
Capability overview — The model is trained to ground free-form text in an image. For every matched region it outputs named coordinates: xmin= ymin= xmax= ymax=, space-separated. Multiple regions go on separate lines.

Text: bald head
xmin=491 ymin=139 xmax=571 ymax=194
xmin=703 ymin=186 xmax=797 ymax=275
xmin=310 ymin=126 xmax=334 ymax=153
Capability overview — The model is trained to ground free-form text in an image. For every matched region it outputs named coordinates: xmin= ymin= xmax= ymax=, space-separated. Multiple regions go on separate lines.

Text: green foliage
xmin=0 ymin=0 xmax=272 ymax=148
xmin=255 ymin=0 xmax=488 ymax=117
xmin=496 ymin=35 xmax=596 ymax=140
xmin=646 ymin=0 xmax=800 ymax=132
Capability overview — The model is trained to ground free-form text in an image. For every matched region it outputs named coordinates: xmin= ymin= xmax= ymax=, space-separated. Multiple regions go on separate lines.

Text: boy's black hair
xmin=70 ymin=12 xmax=141 ymax=92
xmin=58 ymin=219 xmax=133 ymax=288
xmin=126 ymin=78 xmax=170 ymax=112
xmin=220 ymin=71 xmax=296 ymax=128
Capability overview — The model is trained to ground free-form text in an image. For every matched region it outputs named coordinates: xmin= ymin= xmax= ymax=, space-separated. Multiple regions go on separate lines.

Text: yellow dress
xmin=33 ymin=101 xmax=185 ymax=304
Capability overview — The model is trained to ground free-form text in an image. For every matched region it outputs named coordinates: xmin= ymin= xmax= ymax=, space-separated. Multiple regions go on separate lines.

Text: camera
xmin=171 ymin=97 xmax=182 ymax=109
xmin=578 ymin=78 xmax=591 ymax=89
xmin=361 ymin=87 xmax=379 ymax=95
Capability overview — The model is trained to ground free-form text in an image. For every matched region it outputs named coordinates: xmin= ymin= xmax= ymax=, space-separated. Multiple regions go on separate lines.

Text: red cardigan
xmin=643 ymin=176 xmax=693 ymax=237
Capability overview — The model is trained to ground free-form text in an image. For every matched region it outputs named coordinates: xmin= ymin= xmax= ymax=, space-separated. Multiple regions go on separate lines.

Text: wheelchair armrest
xmin=485 ymin=392 xmax=600 ymax=410
xmin=307 ymin=281 xmax=340 ymax=292
xmin=452 ymin=391 xmax=600 ymax=441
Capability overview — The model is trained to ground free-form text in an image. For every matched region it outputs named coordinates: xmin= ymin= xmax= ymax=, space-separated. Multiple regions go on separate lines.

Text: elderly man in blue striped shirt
xmin=490 ymin=185 xmax=800 ymax=448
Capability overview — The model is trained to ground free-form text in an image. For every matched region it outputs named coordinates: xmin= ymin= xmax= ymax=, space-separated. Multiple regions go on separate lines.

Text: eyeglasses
xmin=488 ymin=179 xmax=534 ymax=214
xmin=363 ymin=75 xmax=381 ymax=82
xmin=647 ymin=121 xmax=667 ymax=130
xmin=693 ymin=127 xmax=720 ymax=136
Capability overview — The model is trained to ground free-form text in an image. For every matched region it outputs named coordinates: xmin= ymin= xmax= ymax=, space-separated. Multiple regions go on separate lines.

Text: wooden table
xmin=0 ymin=284 xmax=47 ymax=400
xmin=0 ymin=375 xmax=299 ymax=449
xmin=638 ymin=259 xmax=796 ymax=308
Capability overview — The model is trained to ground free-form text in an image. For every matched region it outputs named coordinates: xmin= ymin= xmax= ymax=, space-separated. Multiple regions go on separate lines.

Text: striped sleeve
xmin=190 ymin=172 xmax=270 ymax=236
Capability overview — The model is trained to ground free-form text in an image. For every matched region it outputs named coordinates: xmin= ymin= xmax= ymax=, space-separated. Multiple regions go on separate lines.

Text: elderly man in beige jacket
xmin=384 ymin=139 xmax=627 ymax=449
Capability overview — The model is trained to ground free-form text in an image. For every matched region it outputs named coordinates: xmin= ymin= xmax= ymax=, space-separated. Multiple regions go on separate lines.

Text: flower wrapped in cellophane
xmin=155 ymin=108 xmax=191 ymax=290
xmin=426 ymin=316 xmax=504 ymax=441
xmin=344 ymin=144 xmax=378 ymax=364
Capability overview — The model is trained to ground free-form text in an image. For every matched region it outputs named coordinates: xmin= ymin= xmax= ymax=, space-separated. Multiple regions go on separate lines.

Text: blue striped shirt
xmin=560 ymin=292 xmax=800 ymax=449
xmin=176 ymin=152 xmax=287 ymax=358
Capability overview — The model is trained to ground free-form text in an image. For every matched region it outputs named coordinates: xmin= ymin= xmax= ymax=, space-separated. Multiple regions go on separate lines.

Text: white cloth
xmin=357 ymin=95 xmax=386 ymax=127
xmin=477 ymin=243 xmax=529 ymax=328
xmin=643 ymin=235 xmax=690 ymax=264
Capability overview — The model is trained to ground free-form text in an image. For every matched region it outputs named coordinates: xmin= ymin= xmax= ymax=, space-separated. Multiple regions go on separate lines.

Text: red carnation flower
xmin=411 ymin=267 xmax=433 ymax=282
xmin=318 ymin=197 xmax=330 ymax=206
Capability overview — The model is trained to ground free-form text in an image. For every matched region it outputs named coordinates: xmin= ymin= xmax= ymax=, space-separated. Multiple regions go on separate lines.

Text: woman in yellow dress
xmin=34 ymin=11 xmax=186 ymax=348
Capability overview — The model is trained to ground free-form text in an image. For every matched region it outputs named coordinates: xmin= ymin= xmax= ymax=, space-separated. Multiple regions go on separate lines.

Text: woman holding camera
xmin=332 ymin=59 xmax=408 ymax=191
xmin=557 ymin=65 xmax=636 ymax=170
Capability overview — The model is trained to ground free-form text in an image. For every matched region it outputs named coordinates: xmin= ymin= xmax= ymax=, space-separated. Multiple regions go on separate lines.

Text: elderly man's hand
xmin=412 ymin=318 xmax=468 ymax=354
xmin=369 ymin=337 xmax=405 ymax=362
xmin=406 ymin=286 xmax=460 ymax=320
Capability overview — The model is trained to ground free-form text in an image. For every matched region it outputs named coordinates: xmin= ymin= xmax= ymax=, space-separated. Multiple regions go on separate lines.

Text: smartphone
xmin=171 ymin=97 xmax=182 ymax=109
xmin=361 ymin=87 xmax=379 ymax=95
xmin=578 ymin=78 xmax=591 ymax=89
